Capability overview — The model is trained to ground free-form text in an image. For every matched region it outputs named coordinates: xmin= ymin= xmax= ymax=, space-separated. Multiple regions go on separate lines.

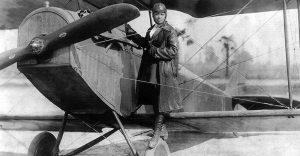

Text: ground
xmin=1 ymin=129 xmax=300 ymax=156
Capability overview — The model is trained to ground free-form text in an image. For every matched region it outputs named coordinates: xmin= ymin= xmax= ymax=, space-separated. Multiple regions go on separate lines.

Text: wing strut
xmin=282 ymin=0 xmax=293 ymax=108
xmin=52 ymin=112 xmax=68 ymax=156
xmin=149 ymin=10 xmax=153 ymax=26
xmin=296 ymin=0 xmax=300 ymax=108
xmin=112 ymin=111 xmax=139 ymax=156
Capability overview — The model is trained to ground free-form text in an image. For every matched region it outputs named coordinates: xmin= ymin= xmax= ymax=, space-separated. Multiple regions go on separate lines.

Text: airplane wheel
xmin=28 ymin=132 xmax=57 ymax=156
xmin=145 ymin=138 xmax=170 ymax=156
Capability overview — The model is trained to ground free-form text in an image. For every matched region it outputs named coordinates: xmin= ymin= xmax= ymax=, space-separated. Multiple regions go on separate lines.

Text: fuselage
xmin=17 ymin=6 xmax=232 ymax=124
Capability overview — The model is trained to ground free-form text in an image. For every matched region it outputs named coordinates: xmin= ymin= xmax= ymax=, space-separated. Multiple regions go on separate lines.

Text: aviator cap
xmin=152 ymin=3 xmax=167 ymax=13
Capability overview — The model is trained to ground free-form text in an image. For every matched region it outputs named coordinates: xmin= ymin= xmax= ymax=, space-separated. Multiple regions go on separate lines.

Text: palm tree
xmin=219 ymin=35 xmax=236 ymax=78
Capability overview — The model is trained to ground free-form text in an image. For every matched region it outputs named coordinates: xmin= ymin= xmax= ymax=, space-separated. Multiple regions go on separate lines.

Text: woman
xmin=126 ymin=2 xmax=182 ymax=148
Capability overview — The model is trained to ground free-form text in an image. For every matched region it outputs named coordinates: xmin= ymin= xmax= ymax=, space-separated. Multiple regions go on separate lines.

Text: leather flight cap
xmin=152 ymin=3 xmax=167 ymax=13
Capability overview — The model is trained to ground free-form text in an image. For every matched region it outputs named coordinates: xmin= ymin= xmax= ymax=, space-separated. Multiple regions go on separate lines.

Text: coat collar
xmin=151 ymin=27 xmax=161 ymax=39
xmin=149 ymin=21 xmax=169 ymax=40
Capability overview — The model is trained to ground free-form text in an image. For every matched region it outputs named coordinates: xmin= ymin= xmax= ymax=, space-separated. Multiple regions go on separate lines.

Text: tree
xmin=219 ymin=35 xmax=236 ymax=78
xmin=175 ymin=28 xmax=194 ymax=46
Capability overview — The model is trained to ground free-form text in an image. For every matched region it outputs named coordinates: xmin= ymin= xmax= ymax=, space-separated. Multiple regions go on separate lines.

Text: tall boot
xmin=161 ymin=124 xmax=168 ymax=140
xmin=148 ymin=114 xmax=164 ymax=149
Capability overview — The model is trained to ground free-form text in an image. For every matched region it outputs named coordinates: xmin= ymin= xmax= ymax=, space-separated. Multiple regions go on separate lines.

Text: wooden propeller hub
xmin=29 ymin=37 xmax=45 ymax=55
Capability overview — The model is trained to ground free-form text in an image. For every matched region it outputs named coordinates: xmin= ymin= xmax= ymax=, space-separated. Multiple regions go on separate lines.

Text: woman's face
xmin=153 ymin=12 xmax=166 ymax=25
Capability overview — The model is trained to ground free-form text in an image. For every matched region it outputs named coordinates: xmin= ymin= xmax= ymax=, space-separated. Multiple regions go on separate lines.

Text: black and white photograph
xmin=1 ymin=0 xmax=300 ymax=155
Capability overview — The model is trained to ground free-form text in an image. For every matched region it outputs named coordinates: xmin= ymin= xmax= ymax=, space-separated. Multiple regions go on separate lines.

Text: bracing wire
xmin=0 ymin=72 xmax=42 ymax=152
xmin=75 ymin=0 xmax=266 ymax=50
xmin=188 ymin=42 xmax=299 ymax=104
xmin=180 ymin=5 xmax=292 ymax=107
xmin=78 ymin=28 xmax=298 ymax=97
xmin=0 ymin=73 xmax=40 ymax=115
xmin=0 ymin=72 xmax=30 ymax=151
xmin=60 ymin=133 xmax=88 ymax=152
xmin=73 ymin=120 xmax=140 ymax=155
xmin=74 ymin=0 xmax=284 ymax=108
xmin=179 ymin=0 xmax=255 ymax=70
xmin=79 ymin=48 xmax=289 ymax=109
xmin=180 ymin=42 xmax=298 ymax=85
xmin=77 ymin=33 xmax=140 ymax=49
xmin=181 ymin=46 xmax=292 ymax=108
xmin=0 ymin=72 xmax=21 ymax=87
xmin=191 ymin=9 xmax=280 ymax=84
xmin=56 ymin=0 xmax=294 ymax=109
xmin=179 ymin=43 xmax=297 ymax=84
xmin=0 ymin=128 xmax=29 ymax=150
xmin=180 ymin=0 xmax=291 ymax=84
xmin=0 ymin=73 xmax=31 ymax=151
xmin=74 ymin=6 xmax=298 ymax=109
xmin=62 ymin=114 xmax=149 ymax=154
xmin=59 ymin=121 xmax=111 ymax=154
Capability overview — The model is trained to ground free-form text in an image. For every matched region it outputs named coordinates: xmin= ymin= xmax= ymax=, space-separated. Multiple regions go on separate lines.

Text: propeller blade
xmin=37 ymin=3 xmax=140 ymax=54
xmin=0 ymin=47 xmax=31 ymax=70
xmin=0 ymin=3 xmax=139 ymax=71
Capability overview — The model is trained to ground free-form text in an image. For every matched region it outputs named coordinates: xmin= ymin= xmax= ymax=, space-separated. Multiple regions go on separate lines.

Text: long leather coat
xmin=127 ymin=22 xmax=182 ymax=113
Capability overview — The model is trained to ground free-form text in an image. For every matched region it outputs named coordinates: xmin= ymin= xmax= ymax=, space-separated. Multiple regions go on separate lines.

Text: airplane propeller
xmin=0 ymin=3 xmax=140 ymax=70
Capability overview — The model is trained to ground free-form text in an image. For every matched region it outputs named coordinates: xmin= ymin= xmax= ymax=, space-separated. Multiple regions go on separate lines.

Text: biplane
xmin=2 ymin=0 xmax=300 ymax=155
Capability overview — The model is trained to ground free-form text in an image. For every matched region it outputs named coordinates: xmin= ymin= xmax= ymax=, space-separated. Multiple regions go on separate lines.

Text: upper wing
xmin=84 ymin=0 xmax=296 ymax=18
xmin=1 ymin=0 xmax=294 ymax=29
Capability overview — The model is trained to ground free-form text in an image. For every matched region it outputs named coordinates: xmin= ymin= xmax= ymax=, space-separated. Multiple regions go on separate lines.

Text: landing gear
xmin=27 ymin=131 xmax=57 ymax=156
xmin=145 ymin=138 xmax=170 ymax=156
xmin=28 ymin=112 xmax=68 ymax=156
xmin=27 ymin=111 xmax=139 ymax=156
xmin=112 ymin=111 xmax=139 ymax=156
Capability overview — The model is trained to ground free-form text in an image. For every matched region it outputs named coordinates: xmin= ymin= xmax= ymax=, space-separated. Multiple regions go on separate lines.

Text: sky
xmin=129 ymin=9 xmax=300 ymax=66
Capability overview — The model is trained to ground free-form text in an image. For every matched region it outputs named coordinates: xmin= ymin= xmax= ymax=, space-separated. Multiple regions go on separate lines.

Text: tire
xmin=28 ymin=131 xmax=57 ymax=156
